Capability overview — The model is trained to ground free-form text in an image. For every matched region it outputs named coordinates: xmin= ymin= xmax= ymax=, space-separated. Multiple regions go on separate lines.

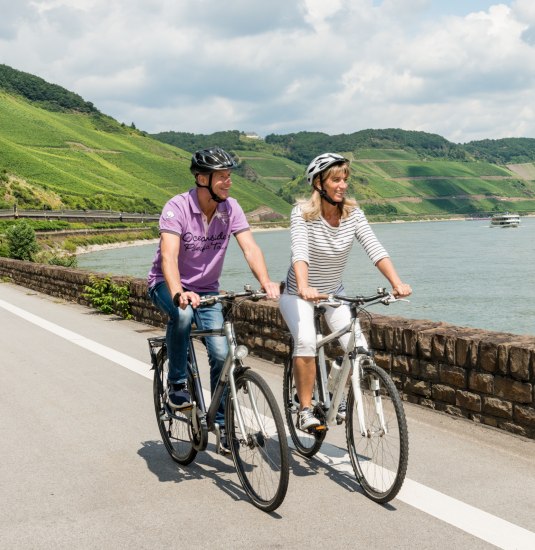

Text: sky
xmin=1 ymin=0 xmax=534 ymax=143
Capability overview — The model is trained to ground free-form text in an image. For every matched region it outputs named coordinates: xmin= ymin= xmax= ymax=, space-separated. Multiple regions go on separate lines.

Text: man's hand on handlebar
xmin=261 ymin=280 xmax=281 ymax=300
xmin=178 ymin=290 xmax=201 ymax=309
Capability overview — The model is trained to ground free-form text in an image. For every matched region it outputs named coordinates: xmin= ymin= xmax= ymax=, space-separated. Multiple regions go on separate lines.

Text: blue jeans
xmin=148 ymin=281 xmax=229 ymax=426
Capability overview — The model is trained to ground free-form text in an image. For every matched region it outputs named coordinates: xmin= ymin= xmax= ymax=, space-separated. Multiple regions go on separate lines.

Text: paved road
xmin=1 ymin=281 xmax=535 ymax=549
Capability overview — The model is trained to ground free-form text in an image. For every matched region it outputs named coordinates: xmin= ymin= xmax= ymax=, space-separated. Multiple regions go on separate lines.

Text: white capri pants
xmin=279 ymin=292 xmax=368 ymax=357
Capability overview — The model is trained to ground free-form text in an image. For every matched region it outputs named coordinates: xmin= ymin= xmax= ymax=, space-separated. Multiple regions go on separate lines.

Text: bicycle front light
xmin=234 ymin=345 xmax=249 ymax=360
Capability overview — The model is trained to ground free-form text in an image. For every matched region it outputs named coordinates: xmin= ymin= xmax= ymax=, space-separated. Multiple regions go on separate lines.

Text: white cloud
xmin=1 ymin=0 xmax=534 ymax=142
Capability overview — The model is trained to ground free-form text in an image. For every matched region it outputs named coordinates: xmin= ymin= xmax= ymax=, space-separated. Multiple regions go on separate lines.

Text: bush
xmin=48 ymin=254 xmax=78 ymax=267
xmin=5 ymin=220 xmax=39 ymax=260
xmin=82 ymin=275 xmax=132 ymax=319
xmin=35 ymin=249 xmax=78 ymax=267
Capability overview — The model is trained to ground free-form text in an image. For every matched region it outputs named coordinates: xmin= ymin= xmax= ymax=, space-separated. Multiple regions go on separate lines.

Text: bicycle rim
xmin=226 ymin=369 xmax=289 ymax=512
xmin=153 ymin=353 xmax=197 ymax=465
xmin=346 ymin=363 xmax=409 ymax=503
xmin=283 ymin=353 xmax=326 ymax=457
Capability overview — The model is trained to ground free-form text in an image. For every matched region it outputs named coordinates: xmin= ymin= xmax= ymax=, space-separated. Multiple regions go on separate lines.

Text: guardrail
xmin=0 ymin=209 xmax=159 ymax=223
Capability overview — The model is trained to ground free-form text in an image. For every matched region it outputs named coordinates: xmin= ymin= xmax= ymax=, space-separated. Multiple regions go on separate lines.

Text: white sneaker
xmin=297 ymin=408 xmax=320 ymax=431
xmin=336 ymin=395 xmax=347 ymax=422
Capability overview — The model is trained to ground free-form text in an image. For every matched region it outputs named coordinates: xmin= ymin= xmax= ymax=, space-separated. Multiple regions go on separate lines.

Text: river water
xmin=77 ymin=217 xmax=535 ymax=336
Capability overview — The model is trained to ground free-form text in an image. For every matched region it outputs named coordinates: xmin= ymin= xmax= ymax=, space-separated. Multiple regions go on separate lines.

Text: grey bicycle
xmin=283 ymin=288 xmax=409 ymax=503
xmin=148 ymin=286 xmax=289 ymax=512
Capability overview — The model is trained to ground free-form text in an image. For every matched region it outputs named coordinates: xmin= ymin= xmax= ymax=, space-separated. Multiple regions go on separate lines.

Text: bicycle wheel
xmin=153 ymin=350 xmax=197 ymax=465
xmin=346 ymin=362 xmax=409 ymax=503
xmin=283 ymin=350 xmax=326 ymax=457
xmin=226 ymin=368 xmax=289 ymax=512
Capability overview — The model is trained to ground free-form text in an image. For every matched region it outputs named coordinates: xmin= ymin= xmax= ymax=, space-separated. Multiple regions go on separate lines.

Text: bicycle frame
xmin=150 ymin=285 xmax=290 ymax=512
xmin=313 ymin=305 xmax=386 ymax=435
xmin=188 ymin=318 xmax=264 ymax=446
xmin=285 ymin=288 xmax=409 ymax=504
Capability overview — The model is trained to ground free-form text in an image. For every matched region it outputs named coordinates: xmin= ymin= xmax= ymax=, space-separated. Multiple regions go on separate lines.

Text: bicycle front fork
xmin=350 ymin=357 xmax=388 ymax=437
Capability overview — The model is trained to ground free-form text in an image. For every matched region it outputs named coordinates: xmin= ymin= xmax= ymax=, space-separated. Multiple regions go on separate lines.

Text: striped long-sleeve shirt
xmin=285 ymin=205 xmax=389 ymax=295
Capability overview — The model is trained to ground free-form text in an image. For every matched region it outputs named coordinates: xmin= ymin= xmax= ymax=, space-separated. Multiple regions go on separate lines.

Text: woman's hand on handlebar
xmin=298 ymin=286 xmax=321 ymax=302
xmin=392 ymin=282 xmax=412 ymax=298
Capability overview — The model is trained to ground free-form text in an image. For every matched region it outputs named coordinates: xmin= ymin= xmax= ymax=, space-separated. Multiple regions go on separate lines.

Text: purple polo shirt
xmin=147 ymin=188 xmax=250 ymax=292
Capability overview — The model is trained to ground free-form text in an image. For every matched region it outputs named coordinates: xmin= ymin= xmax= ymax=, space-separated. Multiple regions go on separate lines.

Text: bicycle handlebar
xmin=198 ymin=285 xmax=267 ymax=307
xmin=315 ymin=287 xmax=410 ymax=308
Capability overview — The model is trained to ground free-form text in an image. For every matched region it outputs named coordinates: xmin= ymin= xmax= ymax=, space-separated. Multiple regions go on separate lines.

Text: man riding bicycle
xmin=147 ymin=146 xmax=280 ymax=453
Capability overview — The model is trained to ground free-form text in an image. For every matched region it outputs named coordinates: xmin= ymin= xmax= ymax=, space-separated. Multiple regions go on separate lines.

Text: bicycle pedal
xmin=314 ymin=425 xmax=327 ymax=432
xmin=172 ymin=403 xmax=193 ymax=412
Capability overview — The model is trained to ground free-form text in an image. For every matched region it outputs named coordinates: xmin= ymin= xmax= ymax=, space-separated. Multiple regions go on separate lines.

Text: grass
xmin=375 ymin=160 xmax=512 ymax=179
xmin=351 ymin=148 xmax=419 ymax=161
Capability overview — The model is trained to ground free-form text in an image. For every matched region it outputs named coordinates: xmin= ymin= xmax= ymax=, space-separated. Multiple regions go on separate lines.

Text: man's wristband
xmin=172 ymin=292 xmax=181 ymax=307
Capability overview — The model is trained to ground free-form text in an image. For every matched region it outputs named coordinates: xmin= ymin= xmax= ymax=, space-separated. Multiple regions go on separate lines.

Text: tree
xmin=6 ymin=220 xmax=39 ymax=261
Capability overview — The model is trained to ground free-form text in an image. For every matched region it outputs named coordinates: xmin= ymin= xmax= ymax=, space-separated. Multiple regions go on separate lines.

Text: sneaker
xmin=336 ymin=395 xmax=347 ymax=422
xmin=168 ymin=382 xmax=192 ymax=410
xmin=297 ymin=407 xmax=321 ymax=431
xmin=219 ymin=428 xmax=231 ymax=455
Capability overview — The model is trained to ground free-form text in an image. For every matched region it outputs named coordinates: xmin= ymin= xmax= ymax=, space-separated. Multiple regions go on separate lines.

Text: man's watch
xmin=172 ymin=292 xmax=181 ymax=307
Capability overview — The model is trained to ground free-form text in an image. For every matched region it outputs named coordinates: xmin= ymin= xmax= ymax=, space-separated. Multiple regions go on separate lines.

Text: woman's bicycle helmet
xmin=305 ymin=153 xmax=348 ymax=186
xmin=190 ymin=147 xmax=238 ymax=175
xmin=305 ymin=153 xmax=349 ymax=205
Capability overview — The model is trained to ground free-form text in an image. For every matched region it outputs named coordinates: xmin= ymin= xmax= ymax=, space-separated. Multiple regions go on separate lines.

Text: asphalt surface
xmin=1 ymin=281 xmax=535 ymax=550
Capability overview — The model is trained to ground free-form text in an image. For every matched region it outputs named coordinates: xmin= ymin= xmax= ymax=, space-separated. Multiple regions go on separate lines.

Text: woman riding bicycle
xmin=279 ymin=153 xmax=412 ymax=431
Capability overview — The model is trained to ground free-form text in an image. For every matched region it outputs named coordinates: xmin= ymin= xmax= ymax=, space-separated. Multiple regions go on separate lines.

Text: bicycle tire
xmin=346 ymin=362 xmax=409 ymax=503
xmin=226 ymin=368 xmax=289 ymax=512
xmin=283 ymin=348 xmax=326 ymax=458
xmin=153 ymin=349 xmax=197 ymax=465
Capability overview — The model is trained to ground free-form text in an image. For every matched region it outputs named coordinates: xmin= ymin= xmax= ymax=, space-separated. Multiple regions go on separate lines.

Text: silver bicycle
xmin=283 ymin=287 xmax=409 ymax=503
xmin=148 ymin=286 xmax=289 ymax=512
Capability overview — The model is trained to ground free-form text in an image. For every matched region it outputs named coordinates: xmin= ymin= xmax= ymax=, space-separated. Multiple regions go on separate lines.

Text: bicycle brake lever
xmin=382 ymin=295 xmax=410 ymax=304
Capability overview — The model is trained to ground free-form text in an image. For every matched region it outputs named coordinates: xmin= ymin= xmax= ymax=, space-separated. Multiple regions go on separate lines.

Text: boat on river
xmin=490 ymin=212 xmax=520 ymax=228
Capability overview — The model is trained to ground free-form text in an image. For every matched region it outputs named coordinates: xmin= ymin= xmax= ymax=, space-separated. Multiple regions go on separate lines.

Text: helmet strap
xmin=195 ymin=173 xmax=226 ymax=203
xmin=314 ymin=186 xmax=340 ymax=206
xmin=314 ymin=173 xmax=342 ymax=206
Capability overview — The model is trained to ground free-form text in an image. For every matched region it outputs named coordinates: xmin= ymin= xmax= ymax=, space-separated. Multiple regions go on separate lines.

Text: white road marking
xmin=313 ymin=441 xmax=535 ymax=550
xmin=2 ymin=297 xmax=535 ymax=549
xmin=0 ymin=298 xmax=152 ymax=380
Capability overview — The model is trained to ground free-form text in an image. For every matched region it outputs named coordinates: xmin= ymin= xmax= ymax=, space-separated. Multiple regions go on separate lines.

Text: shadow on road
xmin=287 ymin=441 xmax=397 ymax=511
xmin=138 ymin=440 xmax=280 ymax=512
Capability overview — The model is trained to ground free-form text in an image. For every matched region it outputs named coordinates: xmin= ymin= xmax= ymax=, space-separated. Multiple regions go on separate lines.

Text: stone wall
xmin=1 ymin=257 xmax=534 ymax=439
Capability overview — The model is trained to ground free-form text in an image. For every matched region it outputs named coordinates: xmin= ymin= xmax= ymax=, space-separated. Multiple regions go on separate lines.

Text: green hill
xmin=3 ymin=63 xmax=535 ymax=221
xmin=275 ymin=146 xmax=535 ymax=219
xmin=151 ymin=130 xmax=303 ymax=195
xmin=0 ymin=66 xmax=292 ymax=217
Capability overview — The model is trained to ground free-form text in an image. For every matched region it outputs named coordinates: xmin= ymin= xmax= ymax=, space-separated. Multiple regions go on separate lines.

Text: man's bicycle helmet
xmin=190 ymin=146 xmax=238 ymax=175
xmin=305 ymin=153 xmax=348 ymax=186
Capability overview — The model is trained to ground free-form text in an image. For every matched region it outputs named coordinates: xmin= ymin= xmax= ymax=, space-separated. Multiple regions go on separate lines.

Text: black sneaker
xmin=168 ymin=383 xmax=192 ymax=410
xmin=219 ymin=428 xmax=231 ymax=455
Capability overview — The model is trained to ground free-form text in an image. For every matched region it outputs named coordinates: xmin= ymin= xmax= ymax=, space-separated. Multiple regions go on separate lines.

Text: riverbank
xmin=75 ymin=225 xmax=289 ymax=255
xmin=76 ymin=239 xmax=159 ymax=255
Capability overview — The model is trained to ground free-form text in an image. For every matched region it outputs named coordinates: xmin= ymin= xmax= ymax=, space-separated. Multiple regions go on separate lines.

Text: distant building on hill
xmin=244 ymin=132 xmax=262 ymax=140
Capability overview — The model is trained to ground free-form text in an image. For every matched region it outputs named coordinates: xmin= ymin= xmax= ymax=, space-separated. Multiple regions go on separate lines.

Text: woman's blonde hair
xmin=298 ymin=162 xmax=357 ymax=221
